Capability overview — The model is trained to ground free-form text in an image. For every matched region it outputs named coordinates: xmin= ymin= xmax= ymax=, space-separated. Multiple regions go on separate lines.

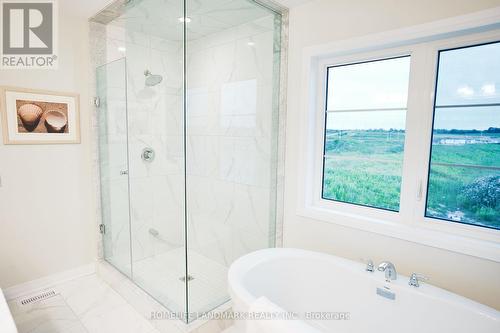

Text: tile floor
xmin=8 ymin=274 xmax=161 ymax=333
xmin=132 ymin=249 xmax=229 ymax=314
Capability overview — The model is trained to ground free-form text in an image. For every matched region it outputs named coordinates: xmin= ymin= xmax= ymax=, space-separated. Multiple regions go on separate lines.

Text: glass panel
xmin=185 ymin=0 xmax=281 ymax=319
xmin=327 ymin=56 xmax=410 ymax=110
xmin=322 ymin=56 xmax=410 ymax=211
xmin=323 ymin=158 xmax=403 ymax=211
xmin=102 ymin=0 xmax=188 ymax=318
xmin=433 ymin=106 xmax=500 ymax=130
xmin=96 ymin=0 xmax=282 ymax=323
xmin=426 ymin=42 xmax=500 ymax=229
xmin=323 ymin=111 xmax=406 ymax=211
xmin=126 ymin=0 xmax=187 ymax=318
xmin=435 ymin=42 xmax=500 ymax=106
xmin=97 ymin=58 xmax=132 ymax=277
xmin=427 ymin=165 xmax=500 ymax=229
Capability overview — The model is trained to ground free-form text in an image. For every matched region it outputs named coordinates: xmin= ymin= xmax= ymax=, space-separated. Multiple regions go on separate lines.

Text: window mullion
xmin=398 ymin=45 xmax=435 ymax=226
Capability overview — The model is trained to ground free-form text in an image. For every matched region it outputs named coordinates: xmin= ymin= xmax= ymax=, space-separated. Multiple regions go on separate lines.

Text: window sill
xmin=297 ymin=203 xmax=500 ymax=262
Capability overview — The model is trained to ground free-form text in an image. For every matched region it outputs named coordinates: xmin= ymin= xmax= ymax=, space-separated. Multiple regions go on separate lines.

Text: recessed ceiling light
xmin=247 ymin=41 xmax=255 ymax=46
xmin=178 ymin=17 xmax=192 ymax=23
xmin=118 ymin=46 xmax=126 ymax=52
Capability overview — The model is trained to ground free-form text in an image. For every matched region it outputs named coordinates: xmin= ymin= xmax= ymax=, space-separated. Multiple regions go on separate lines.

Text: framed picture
xmin=0 ymin=86 xmax=80 ymax=144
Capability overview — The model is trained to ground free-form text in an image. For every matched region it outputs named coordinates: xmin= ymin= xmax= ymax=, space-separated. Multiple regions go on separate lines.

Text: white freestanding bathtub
xmin=0 ymin=289 xmax=17 ymax=333
xmin=228 ymin=248 xmax=500 ymax=332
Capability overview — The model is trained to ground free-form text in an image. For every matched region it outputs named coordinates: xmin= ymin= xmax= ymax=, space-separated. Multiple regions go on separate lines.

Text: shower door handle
xmin=120 ymin=170 xmax=129 ymax=175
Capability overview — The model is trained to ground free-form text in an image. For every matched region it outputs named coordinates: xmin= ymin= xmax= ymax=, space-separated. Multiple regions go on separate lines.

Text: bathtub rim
xmin=227 ymin=247 xmax=500 ymax=321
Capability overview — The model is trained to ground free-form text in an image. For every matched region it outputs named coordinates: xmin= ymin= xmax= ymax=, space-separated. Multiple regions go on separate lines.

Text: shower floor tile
xmin=132 ymin=248 xmax=229 ymax=315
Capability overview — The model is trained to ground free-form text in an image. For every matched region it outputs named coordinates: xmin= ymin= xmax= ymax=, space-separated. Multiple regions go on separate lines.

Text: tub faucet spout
xmin=378 ymin=261 xmax=397 ymax=281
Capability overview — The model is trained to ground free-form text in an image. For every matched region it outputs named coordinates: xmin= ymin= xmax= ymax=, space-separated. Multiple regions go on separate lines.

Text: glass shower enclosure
xmin=93 ymin=0 xmax=283 ymax=322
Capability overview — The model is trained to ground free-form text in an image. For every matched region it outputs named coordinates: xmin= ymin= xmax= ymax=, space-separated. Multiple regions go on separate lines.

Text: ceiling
xmin=117 ymin=0 xmax=276 ymax=41
xmin=61 ymin=0 xmax=116 ymax=19
xmin=273 ymin=0 xmax=311 ymax=8
xmin=62 ymin=0 xmax=314 ymax=41
xmin=60 ymin=0 xmax=313 ymax=19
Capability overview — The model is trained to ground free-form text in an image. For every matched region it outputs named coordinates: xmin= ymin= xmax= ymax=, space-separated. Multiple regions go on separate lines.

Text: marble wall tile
xmin=232 ymin=33 xmax=274 ymax=84
xmin=150 ymin=35 xmax=182 ymax=53
xmin=274 ymin=9 xmax=288 ymax=247
xmin=151 ymin=174 xmax=185 ymax=253
xmin=106 ymin=24 xmax=125 ymax=41
xmin=184 ymin=176 xmax=274 ymax=267
xmin=125 ymin=29 xmax=150 ymax=48
xmin=186 ymin=135 xmax=219 ymax=177
xmin=218 ymin=136 xmax=272 ymax=187
xmin=105 ymin=22 xmax=185 ymax=266
xmin=131 ymin=218 xmax=155 ymax=261
xmin=106 ymin=37 xmax=127 ymax=63
xmin=151 ymin=94 xmax=184 ymax=137
xmin=188 ymin=30 xmax=274 ymax=86
xmin=186 ymin=84 xmax=273 ymax=138
xmin=184 ymin=10 xmax=281 ymax=277
xmin=186 ymin=15 xmax=272 ymax=54
xmin=142 ymin=135 xmax=181 ymax=176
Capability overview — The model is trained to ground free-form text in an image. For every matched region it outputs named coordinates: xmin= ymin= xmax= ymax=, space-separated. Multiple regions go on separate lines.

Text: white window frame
xmin=296 ymin=8 xmax=500 ymax=262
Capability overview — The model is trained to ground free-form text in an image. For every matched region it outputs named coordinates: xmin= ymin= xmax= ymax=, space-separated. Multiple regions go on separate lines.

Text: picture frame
xmin=0 ymin=86 xmax=80 ymax=144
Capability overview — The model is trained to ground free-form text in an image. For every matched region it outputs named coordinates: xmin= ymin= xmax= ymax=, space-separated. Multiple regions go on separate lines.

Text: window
xmin=299 ymin=21 xmax=500 ymax=261
xmin=426 ymin=42 xmax=500 ymax=230
xmin=322 ymin=56 xmax=411 ymax=211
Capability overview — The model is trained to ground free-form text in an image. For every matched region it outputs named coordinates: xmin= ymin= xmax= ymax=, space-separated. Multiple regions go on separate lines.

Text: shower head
xmin=144 ymin=70 xmax=163 ymax=86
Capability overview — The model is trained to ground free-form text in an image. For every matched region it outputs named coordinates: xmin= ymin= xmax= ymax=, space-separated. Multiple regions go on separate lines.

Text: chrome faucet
xmin=378 ymin=261 xmax=397 ymax=281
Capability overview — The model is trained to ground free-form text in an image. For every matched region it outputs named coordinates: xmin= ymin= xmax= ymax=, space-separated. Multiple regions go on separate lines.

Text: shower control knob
xmin=142 ymin=147 xmax=155 ymax=162
xmin=120 ymin=170 xmax=128 ymax=175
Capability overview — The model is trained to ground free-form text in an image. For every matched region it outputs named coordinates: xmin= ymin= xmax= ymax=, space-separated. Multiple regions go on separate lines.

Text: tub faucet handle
xmin=362 ymin=259 xmax=374 ymax=272
xmin=409 ymin=273 xmax=429 ymax=287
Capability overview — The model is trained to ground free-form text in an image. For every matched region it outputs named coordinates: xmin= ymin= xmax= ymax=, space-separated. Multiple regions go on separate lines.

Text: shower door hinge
xmin=99 ymin=223 xmax=106 ymax=234
xmin=93 ymin=97 xmax=100 ymax=107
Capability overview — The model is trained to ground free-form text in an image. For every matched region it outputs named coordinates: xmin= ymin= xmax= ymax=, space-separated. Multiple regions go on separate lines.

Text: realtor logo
xmin=1 ymin=0 xmax=57 ymax=68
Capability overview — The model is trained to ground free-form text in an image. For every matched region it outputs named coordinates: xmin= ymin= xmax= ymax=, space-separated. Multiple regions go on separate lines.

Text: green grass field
xmin=322 ymin=130 xmax=500 ymax=229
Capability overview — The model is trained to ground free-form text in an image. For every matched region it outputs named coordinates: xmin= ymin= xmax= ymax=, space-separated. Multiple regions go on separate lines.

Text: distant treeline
xmin=326 ymin=127 xmax=500 ymax=133
xmin=433 ymin=127 xmax=500 ymax=134
xmin=326 ymin=128 xmax=405 ymax=133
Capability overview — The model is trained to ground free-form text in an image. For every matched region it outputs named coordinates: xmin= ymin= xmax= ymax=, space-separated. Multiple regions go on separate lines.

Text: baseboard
xmin=3 ymin=262 xmax=96 ymax=301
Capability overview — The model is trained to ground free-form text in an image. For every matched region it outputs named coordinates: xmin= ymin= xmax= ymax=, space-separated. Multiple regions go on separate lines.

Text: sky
xmin=326 ymin=42 xmax=500 ymax=131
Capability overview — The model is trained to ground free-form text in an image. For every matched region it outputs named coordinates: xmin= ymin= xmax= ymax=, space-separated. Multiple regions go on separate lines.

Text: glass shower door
xmin=97 ymin=58 xmax=132 ymax=278
xmin=121 ymin=0 xmax=187 ymax=317
xmin=185 ymin=0 xmax=282 ymax=318
xmin=93 ymin=0 xmax=283 ymax=323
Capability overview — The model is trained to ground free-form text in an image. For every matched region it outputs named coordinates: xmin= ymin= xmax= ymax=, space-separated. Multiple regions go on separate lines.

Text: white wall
xmin=284 ymin=0 xmax=500 ymax=310
xmin=0 ymin=11 xmax=95 ymax=288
